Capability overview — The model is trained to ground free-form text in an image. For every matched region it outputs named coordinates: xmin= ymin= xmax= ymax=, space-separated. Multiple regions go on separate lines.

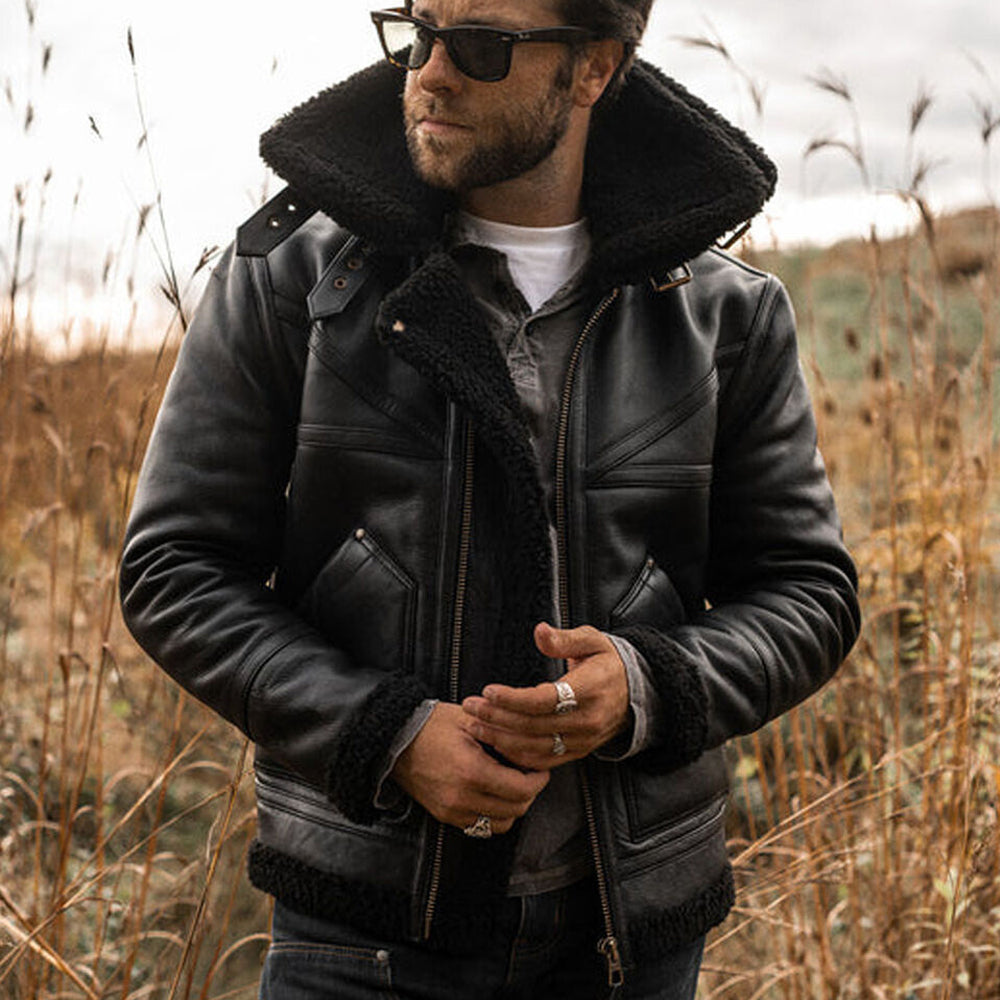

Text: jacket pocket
xmin=616 ymin=750 xmax=729 ymax=843
xmin=608 ymin=555 xmax=687 ymax=631
xmin=297 ymin=528 xmax=417 ymax=674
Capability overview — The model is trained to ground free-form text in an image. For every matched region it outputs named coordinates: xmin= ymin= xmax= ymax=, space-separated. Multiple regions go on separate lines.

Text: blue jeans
xmin=259 ymin=878 xmax=703 ymax=1000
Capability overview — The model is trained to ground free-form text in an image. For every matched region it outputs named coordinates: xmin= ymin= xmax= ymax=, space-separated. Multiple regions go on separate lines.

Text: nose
xmin=415 ymin=37 xmax=464 ymax=92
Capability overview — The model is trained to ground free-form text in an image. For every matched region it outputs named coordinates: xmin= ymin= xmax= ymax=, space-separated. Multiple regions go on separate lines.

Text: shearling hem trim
xmin=248 ymin=838 xmax=515 ymax=955
xmin=249 ymin=841 xmax=735 ymax=962
xmin=615 ymin=625 xmax=709 ymax=771
xmin=248 ymin=840 xmax=412 ymax=943
xmin=326 ymin=672 xmax=431 ymax=825
xmin=626 ymin=863 xmax=735 ymax=963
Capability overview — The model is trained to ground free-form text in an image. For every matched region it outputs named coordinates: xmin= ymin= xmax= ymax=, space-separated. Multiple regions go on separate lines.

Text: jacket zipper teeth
xmin=422 ymin=426 xmax=476 ymax=941
xmin=554 ymin=289 xmax=624 ymax=989
xmin=554 ymin=290 xmax=619 ymax=618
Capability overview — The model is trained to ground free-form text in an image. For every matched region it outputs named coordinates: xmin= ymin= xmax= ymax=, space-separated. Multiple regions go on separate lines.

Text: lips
xmin=418 ymin=115 xmax=471 ymax=134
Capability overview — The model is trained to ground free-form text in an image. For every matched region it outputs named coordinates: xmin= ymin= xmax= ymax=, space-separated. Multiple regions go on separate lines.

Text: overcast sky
xmin=3 ymin=0 xmax=998 ymax=345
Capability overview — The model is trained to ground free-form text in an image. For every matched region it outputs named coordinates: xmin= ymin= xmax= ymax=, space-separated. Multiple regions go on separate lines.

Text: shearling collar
xmin=260 ymin=59 xmax=776 ymax=288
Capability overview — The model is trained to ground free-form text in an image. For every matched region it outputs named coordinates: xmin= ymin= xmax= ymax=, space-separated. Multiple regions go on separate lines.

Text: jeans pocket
xmin=260 ymin=940 xmax=397 ymax=1000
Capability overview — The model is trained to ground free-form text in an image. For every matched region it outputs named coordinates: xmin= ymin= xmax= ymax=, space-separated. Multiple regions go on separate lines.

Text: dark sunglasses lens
xmin=380 ymin=19 xmax=426 ymax=69
xmin=448 ymin=30 xmax=509 ymax=81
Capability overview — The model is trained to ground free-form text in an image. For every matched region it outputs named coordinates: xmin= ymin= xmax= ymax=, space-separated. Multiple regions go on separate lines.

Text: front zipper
xmin=422 ymin=424 xmax=476 ymax=941
xmin=553 ymin=288 xmax=625 ymax=989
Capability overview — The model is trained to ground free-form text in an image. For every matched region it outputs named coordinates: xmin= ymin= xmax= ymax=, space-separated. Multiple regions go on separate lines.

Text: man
xmin=120 ymin=1 xmax=860 ymax=996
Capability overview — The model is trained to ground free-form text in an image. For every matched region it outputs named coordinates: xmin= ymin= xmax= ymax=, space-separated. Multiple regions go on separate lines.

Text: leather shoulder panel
xmin=237 ymin=187 xmax=319 ymax=257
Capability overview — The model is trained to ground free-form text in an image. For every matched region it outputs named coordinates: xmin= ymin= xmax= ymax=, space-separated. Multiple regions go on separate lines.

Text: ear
xmin=573 ymin=39 xmax=624 ymax=108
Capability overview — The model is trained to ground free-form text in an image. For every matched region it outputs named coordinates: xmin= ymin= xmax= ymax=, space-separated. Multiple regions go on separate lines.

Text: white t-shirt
xmin=453 ymin=211 xmax=591 ymax=313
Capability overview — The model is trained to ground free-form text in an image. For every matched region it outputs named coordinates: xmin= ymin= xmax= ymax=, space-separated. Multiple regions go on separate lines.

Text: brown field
xmin=2 ymin=15 xmax=999 ymax=996
xmin=2 ymin=203 xmax=998 ymax=998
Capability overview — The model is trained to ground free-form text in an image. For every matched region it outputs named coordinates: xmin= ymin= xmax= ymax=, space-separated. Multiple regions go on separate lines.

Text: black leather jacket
xmin=120 ymin=60 xmax=859 ymax=977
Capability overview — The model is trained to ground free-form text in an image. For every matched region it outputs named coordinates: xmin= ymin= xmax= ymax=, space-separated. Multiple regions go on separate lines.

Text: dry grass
xmin=2 ymin=8 xmax=999 ymax=999
xmin=0 ymin=343 xmax=270 ymax=995
xmin=700 ymin=210 xmax=1000 ymax=1000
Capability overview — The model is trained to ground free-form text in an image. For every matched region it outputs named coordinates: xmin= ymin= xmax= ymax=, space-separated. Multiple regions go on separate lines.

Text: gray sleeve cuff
xmin=595 ymin=634 xmax=662 ymax=761
xmin=373 ymin=699 xmax=438 ymax=813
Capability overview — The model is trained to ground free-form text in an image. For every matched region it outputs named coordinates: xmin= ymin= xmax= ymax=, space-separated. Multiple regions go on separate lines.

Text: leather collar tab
xmin=307 ymin=235 xmax=374 ymax=320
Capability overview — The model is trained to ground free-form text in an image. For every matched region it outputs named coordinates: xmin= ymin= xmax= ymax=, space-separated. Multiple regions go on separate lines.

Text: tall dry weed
xmin=2 ymin=10 xmax=268 ymax=998
xmin=696 ymin=66 xmax=1000 ymax=1000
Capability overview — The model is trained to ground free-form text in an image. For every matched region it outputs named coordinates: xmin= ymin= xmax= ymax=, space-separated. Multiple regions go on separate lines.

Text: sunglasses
xmin=371 ymin=8 xmax=594 ymax=83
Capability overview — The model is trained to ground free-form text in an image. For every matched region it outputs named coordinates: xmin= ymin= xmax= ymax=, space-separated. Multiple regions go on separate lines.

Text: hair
xmin=556 ymin=0 xmax=654 ymax=99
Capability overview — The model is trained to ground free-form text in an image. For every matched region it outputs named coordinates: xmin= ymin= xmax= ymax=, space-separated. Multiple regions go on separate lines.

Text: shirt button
xmin=375 ymin=949 xmax=390 ymax=963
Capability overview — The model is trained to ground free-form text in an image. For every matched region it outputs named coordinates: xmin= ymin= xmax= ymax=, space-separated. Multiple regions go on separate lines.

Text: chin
xmin=411 ymin=148 xmax=464 ymax=191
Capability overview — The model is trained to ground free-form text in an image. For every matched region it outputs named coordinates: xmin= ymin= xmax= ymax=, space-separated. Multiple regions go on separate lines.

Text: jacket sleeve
xmin=617 ymin=275 xmax=860 ymax=771
xmin=118 ymin=243 xmax=430 ymax=823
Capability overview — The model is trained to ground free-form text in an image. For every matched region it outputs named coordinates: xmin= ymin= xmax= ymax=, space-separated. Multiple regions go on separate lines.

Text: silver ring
xmin=553 ymin=678 xmax=578 ymax=715
xmin=463 ymin=814 xmax=493 ymax=839
xmin=552 ymin=732 xmax=567 ymax=757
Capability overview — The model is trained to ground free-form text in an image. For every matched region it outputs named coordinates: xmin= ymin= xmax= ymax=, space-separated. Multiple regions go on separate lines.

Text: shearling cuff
xmin=614 ymin=625 xmax=709 ymax=771
xmin=326 ymin=672 xmax=432 ymax=825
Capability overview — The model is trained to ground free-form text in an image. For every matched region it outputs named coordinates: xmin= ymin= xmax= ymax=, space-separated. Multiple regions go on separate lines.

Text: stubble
xmin=404 ymin=63 xmax=576 ymax=192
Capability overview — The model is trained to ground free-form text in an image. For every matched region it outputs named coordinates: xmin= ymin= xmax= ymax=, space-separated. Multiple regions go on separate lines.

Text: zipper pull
xmin=598 ymin=936 xmax=625 ymax=989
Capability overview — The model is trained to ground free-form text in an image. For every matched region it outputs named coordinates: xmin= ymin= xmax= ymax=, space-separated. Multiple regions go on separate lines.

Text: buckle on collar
xmin=649 ymin=262 xmax=692 ymax=293
xmin=717 ymin=220 xmax=752 ymax=251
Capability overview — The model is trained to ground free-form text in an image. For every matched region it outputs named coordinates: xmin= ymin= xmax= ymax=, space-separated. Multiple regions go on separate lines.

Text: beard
xmin=404 ymin=63 xmax=576 ymax=192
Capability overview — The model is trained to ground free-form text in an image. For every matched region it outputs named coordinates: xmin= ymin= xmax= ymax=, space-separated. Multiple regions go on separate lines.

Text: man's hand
xmin=391 ymin=702 xmax=549 ymax=834
xmin=461 ymin=623 xmax=631 ymax=771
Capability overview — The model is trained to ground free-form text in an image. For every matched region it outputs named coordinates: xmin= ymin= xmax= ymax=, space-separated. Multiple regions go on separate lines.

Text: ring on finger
xmin=463 ymin=814 xmax=493 ymax=838
xmin=553 ymin=679 xmax=578 ymax=715
xmin=551 ymin=732 xmax=567 ymax=757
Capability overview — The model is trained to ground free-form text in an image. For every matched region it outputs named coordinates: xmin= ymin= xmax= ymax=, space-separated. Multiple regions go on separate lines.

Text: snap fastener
xmin=355 ymin=528 xmax=366 ymax=541
xmin=286 ymin=202 xmax=298 ymax=213
xmin=267 ymin=216 xmax=281 ymax=229
xmin=392 ymin=320 xmax=405 ymax=333
xmin=375 ymin=949 xmax=390 ymax=963
xmin=646 ymin=558 xmax=654 ymax=569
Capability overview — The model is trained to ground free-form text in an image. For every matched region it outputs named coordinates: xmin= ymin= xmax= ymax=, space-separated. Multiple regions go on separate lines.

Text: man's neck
xmin=460 ymin=178 xmax=583 ymax=227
